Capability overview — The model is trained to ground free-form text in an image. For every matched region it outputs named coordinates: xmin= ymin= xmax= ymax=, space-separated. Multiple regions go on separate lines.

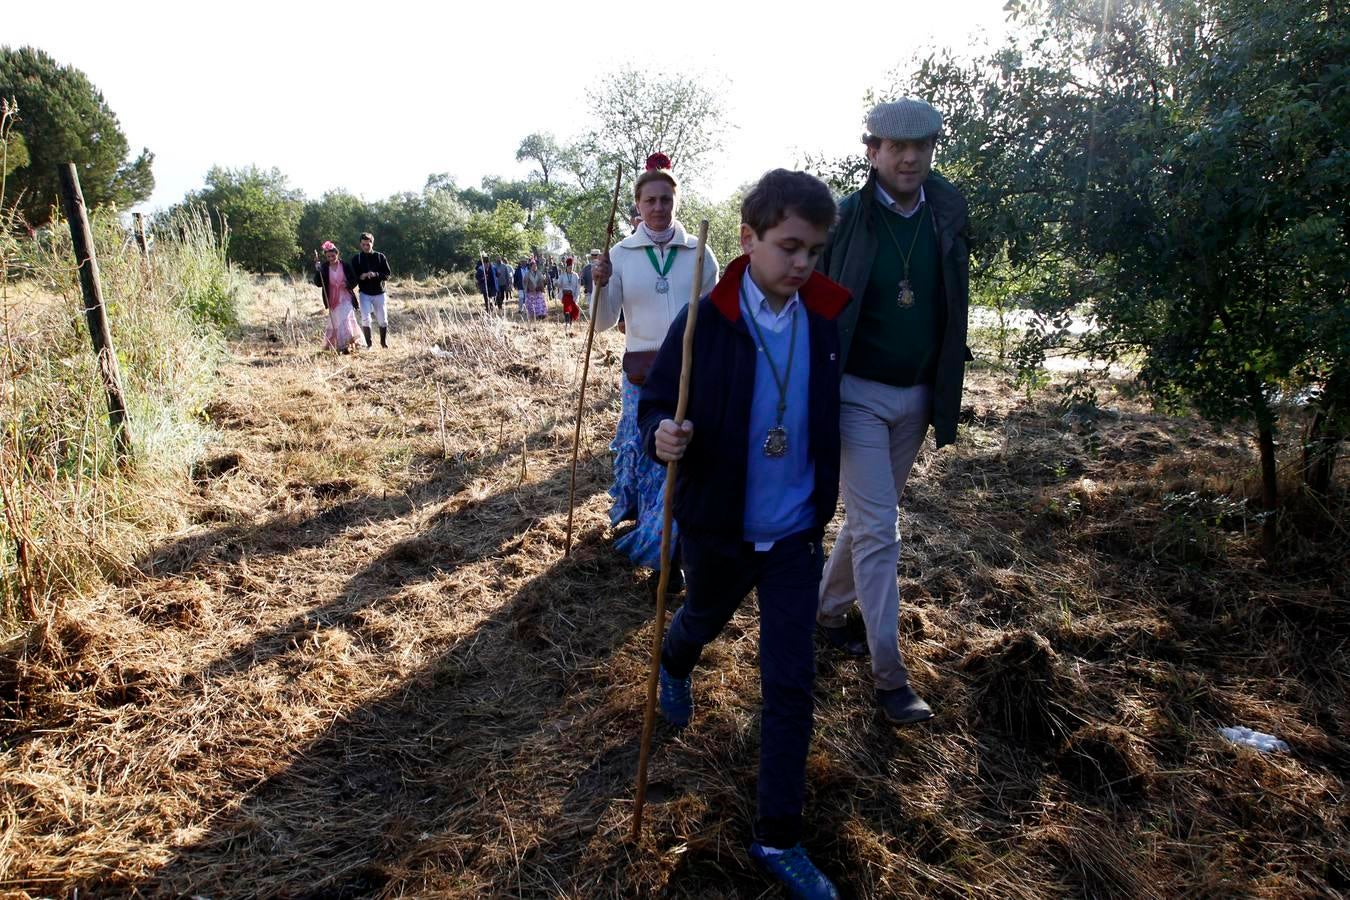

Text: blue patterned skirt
xmin=609 ymin=378 xmax=676 ymax=568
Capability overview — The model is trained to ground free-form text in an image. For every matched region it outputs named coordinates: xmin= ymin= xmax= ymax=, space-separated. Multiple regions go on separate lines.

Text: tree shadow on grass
xmin=126 ymin=536 xmax=656 ymax=899
xmin=162 ymin=447 xmax=610 ymax=692
xmin=133 ymin=411 xmax=569 ymax=583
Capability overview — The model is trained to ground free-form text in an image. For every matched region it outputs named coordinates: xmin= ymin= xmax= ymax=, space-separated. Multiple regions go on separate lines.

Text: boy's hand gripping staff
xmin=632 ymin=219 xmax=709 ymax=841
xmin=564 ymin=165 xmax=624 ymax=557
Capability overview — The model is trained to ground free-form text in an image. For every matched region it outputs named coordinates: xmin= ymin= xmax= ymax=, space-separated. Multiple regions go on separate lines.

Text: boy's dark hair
xmin=741 ymin=169 xmax=836 ymax=238
xmin=360 ymin=232 xmax=374 ymax=242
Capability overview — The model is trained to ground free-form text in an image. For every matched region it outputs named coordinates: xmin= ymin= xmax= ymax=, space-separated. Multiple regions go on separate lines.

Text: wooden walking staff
xmin=632 ymin=218 xmax=709 ymax=841
xmin=479 ymin=250 xmax=490 ymax=310
xmin=563 ymin=165 xmax=625 ymax=557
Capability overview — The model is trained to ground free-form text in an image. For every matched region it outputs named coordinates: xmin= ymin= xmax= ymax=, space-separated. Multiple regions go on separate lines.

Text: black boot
xmin=362 ymin=325 xmax=373 ymax=348
xmin=379 ymin=326 xmax=388 ymax=348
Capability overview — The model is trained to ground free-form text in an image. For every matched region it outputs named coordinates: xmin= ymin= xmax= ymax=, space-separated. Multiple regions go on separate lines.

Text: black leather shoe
xmin=818 ymin=621 xmax=868 ymax=657
xmin=647 ymin=565 xmax=684 ymax=599
xmin=876 ymin=684 xmax=933 ymax=725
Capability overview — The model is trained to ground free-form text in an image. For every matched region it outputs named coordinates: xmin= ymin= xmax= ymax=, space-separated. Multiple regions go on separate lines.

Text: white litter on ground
xmin=1219 ymin=726 xmax=1290 ymax=753
xmin=429 ymin=345 xmax=451 ymax=359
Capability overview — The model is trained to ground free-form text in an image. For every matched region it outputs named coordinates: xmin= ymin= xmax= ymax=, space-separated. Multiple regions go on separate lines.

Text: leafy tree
xmin=456 ymin=186 xmax=494 ymax=213
xmin=583 ymin=67 xmax=727 ymax=185
xmin=558 ymin=134 xmax=628 ymax=199
xmin=0 ymin=46 xmax=154 ymax=226
xmin=680 ymin=187 xmax=749 ymax=271
xmin=516 ymin=132 xmax=564 ymax=187
xmin=545 ymin=136 xmax=630 ymax=254
xmin=2 ymin=126 xmax=29 ymax=180
xmin=545 ymin=182 xmax=618 ymax=260
xmin=885 ymin=0 xmax=1348 ymax=551
xmin=463 ymin=200 xmax=541 ymax=262
xmin=295 ymin=181 xmax=473 ymax=276
xmin=297 ymin=190 xmax=370 ymax=262
xmin=423 ymin=172 xmax=458 ymax=195
xmin=479 ymin=175 xmax=545 ymax=223
xmin=1 ymin=98 xmax=25 ymax=295
xmin=186 ymin=166 xmax=302 ymax=273
xmin=802 ymin=88 xmax=884 ymax=198
xmin=370 ymin=188 xmax=473 ymax=275
xmin=549 ymin=70 xmax=727 ymax=255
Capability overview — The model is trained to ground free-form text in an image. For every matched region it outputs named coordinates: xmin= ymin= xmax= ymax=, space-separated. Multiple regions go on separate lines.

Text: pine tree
xmin=0 ymin=46 xmax=154 ymax=226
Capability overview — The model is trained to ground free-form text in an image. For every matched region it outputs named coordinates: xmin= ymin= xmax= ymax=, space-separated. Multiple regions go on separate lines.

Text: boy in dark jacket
xmin=638 ymin=170 xmax=848 ymax=900
xmin=350 ymin=232 xmax=392 ymax=348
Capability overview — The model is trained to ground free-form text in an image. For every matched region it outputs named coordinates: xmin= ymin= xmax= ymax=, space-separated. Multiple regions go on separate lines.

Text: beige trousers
xmin=818 ymin=374 xmax=930 ymax=690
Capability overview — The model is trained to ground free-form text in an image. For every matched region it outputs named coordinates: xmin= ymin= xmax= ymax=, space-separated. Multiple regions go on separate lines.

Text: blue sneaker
xmin=749 ymin=843 xmax=840 ymax=900
xmin=658 ymin=665 xmax=692 ymax=727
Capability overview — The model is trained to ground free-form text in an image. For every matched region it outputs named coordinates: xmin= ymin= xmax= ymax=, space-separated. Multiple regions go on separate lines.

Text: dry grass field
xmin=1 ymin=279 xmax=1346 ymax=898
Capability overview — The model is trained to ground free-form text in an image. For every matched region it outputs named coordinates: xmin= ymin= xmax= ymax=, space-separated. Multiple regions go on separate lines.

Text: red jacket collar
xmin=709 ymin=254 xmax=851 ymax=323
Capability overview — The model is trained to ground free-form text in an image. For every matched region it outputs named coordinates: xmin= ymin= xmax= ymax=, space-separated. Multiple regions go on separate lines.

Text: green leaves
xmin=826 ymin=0 xmax=1349 ymax=503
xmin=0 ymin=46 xmax=154 ymax=226
xmin=582 ymin=67 xmax=728 ymax=187
xmin=516 ymin=133 xmax=564 ymax=187
xmin=2 ymin=128 xmax=28 ymax=178
xmin=463 ymin=200 xmax=540 ymax=262
xmin=678 ymin=189 xmax=748 ymax=270
xmin=183 ymin=166 xmax=302 ymax=273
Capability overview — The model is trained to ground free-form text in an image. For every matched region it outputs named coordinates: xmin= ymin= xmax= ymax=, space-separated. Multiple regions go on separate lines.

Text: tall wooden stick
xmin=563 ymin=165 xmax=625 ymax=556
xmin=480 ymin=251 xmax=490 ymax=311
xmin=59 ymin=163 xmax=133 ymax=463
xmin=436 ymin=380 xmax=448 ymax=459
xmin=632 ymin=218 xmax=708 ymax=841
xmin=132 ymin=211 xmax=156 ymax=291
xmin=132 ymin=212 xmax=149 ymax=259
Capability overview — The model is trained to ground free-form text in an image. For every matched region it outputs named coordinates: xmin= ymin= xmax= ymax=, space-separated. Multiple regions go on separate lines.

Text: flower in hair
xmin=645 ymin=152 xmax=673 ymax=172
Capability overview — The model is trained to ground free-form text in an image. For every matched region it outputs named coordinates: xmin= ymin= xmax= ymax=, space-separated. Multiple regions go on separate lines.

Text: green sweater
xmin=844 ymin=201 xmax=942 ymax=386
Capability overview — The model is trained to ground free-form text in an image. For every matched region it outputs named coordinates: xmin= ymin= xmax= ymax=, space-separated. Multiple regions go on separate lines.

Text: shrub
xmin=1 ymin=201 xmax=239 ymax=627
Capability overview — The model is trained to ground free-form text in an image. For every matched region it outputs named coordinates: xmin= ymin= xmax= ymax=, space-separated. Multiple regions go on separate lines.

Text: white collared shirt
xmin=741 ymin=269 xmax=802 ymax=335
xmin=874 ymin=182 xmax=927 ymax=218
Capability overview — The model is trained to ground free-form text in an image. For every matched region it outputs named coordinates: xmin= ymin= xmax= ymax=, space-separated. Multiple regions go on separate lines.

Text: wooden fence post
xmin=58 ymin=163 xmax=133 ymax=463
xmin=132 ymin=210 xmax=157 ymax=293
xmin=132 ymin=212 xmax=149 ymax=259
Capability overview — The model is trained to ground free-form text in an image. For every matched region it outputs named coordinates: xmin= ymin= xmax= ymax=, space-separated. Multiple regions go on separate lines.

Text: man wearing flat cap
xmin=816 ymin=98 xmax=971 ymax=726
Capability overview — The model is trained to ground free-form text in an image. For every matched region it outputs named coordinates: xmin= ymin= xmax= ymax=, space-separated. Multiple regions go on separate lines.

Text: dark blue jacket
xmin=638 ymin=255 xmax=851 ymax=551
xmin=475 ymin=262 xmax=498 ymax=293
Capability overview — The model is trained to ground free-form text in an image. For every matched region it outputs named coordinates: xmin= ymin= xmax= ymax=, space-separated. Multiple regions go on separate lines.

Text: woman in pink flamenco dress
xmin=312 ymin=240 xmax=362 ymax=353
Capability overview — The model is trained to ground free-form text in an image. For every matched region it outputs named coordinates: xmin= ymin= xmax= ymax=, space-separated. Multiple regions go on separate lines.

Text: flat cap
xmin=863 ymin=98 xmax=942 ymax=143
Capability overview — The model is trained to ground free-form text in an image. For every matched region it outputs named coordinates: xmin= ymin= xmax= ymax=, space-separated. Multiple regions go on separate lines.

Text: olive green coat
xmin=820 ymin=169 xmax=972 ymax=448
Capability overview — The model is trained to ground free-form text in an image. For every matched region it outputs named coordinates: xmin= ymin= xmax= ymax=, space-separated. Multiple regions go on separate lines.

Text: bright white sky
xmin=10 ymin=1 xmax=1009 ymax=211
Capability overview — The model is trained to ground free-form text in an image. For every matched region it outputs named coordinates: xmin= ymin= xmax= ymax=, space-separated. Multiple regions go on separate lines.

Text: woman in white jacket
xmin=592 ymin=153 xmax=718 ymax=569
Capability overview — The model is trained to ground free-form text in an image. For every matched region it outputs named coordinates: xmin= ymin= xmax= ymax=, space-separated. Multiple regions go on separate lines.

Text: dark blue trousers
xmin=661 ymin=530 xmax=822 ymax=849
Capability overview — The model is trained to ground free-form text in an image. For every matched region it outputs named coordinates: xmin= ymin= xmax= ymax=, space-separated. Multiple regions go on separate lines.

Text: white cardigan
xmin=593 ymin=221 xmax=719 ymax=353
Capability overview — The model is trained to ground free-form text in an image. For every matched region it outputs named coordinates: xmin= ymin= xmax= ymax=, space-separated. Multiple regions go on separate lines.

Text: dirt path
xmin=6 ymin=292 xmax=685 ymax=896
xmin=3 ymin=287 xmax=1347 ymax=898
